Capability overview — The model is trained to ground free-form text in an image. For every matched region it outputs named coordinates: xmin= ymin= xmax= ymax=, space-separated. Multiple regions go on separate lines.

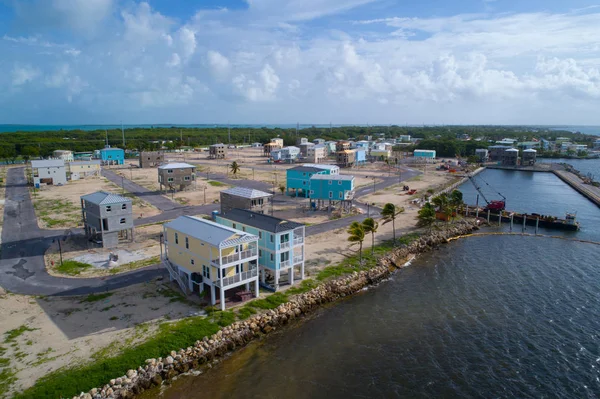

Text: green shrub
xmin=80 ymin=293 xmax=113 ymax=303
xmin=56 ymin=260 xmax=92 ymax=276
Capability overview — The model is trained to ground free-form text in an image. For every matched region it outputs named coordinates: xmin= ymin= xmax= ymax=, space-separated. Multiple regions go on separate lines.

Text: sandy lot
xmin=31 ymin=175 xmax=160 ymax=230
xmin=0 ymin=280 xmax=201 ymax=397
xmin=45 ymin=224 xmax=164 ymax=278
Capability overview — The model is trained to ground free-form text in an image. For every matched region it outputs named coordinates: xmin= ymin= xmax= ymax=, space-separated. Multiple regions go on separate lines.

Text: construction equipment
xmin=468 ymin=173 xmax=506 ymax=211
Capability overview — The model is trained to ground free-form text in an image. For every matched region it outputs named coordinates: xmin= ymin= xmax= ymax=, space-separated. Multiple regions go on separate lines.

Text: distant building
xmin=336 ymin=141 xmax=351 ymax=152
xmin=209 ymin=144 xmax=226 ymax=159
xmin=162 ymin=216 xmax=259 ymax=310
xmin=501 ymin=148 xmax=519 ymax=166
xmin=158 ymin=163 xmax=196 ymax=192
xmin=297 ymin=137 xmax=309 ymax=145
xmin=309 ymin=174 xmax=355 ymax=203
xmin=354 ymin=140 xmax=370 ymax=149
xmin=280 ymin=146 xmax=301 ymax=163
xmin=74 ymin=151 xmax=94 ymax=161
xmin=413 ymin=149 xmax=436 ymax=160
xmin=336 ymin=149 xmax=356 ymax=168
xmin=139 ymin=151 xmax=164 ymax=168
xmin=270 ymin=138 xmax=284 ymax=147
xmin=251 ymin=142 xmax=263 ymax=148
xmin=306 ymin=145 xmax=326 ymax=164
xmin=475 ymin=149 xmax=489 ymax=163
xmin=313 ymin=138 xmax=325 ymax=145
xmin=81 ymin=191 xmax=133 ymax=248
xmin=215 ymin=209 xmax=305 ymax=290
xmin=53 ymin=150 xmax=74 ymax=162
xmin=99 ymin=147 xmax=125 ymax=165
xmin=370 ymin=148 xmax=391 ymax=160
xmin=68 ymin=160 xmax=101 ymax=180
xmin=270 ymin=149 xmax=282 ymax=161
xmin=298 ymin=142 xmax=315 ymax=157
xmin=31 ymin=160 xmax=67 ymax=187
xmin=398 ymin=135 xmax=411 ymax=143
xmin=220 ymin=187 xmax=272 ymax=214
xmin=355 ymin=148 xmax=366 ymax=165
xmin=324 ymin=141 xmax=337 ymax=155
xmin=517 ymin=141 xmax=540 ymax=150
xmin=488 ymin=145 xmax=511 ymax=162
xmin=264 ymin=142 xmax=281 ymax=157
xmin=522 ymin=149 xmax=537 ymax=166
xmin=496 ymin=138 xmax=517 ymax=146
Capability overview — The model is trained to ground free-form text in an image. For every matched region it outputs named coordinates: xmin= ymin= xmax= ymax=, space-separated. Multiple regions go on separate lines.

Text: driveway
xmin=102 ymin=169 xmax=179 ymax=211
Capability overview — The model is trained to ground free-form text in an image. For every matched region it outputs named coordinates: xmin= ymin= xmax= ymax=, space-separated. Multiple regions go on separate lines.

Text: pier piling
xmin=510 ymin=214 xmax=513 ymax=232
xmin=535 ymin=217 xmax=539 ymax=235
xmin=487 ymin=209 xmax=490 ymax=223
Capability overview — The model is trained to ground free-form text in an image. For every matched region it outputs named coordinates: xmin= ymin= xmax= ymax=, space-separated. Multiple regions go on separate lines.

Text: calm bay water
xmin=148 ymin=170 xmax=600 ymax=399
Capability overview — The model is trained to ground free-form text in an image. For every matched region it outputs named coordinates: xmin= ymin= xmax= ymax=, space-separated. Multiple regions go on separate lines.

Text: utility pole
xmin=105 ymin=130 xmax=109 ymax=147
xmin=121 ymin=121 xmax=125 ymax=148
xmin=228 ymin=123 xmax=231 ymax=144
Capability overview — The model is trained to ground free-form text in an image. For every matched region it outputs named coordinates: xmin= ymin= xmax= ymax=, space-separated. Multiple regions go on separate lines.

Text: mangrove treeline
xmin=0 ymin=125 xmax=594 ymax=160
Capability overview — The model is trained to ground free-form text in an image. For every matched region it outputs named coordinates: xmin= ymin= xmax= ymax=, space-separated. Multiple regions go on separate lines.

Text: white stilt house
xmin=162 ymin=216 xmax=259 ymax=311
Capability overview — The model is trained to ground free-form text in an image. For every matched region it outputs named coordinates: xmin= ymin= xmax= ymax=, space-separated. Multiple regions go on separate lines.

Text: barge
xmin=463 ymin=207 xmax=580 ymax=231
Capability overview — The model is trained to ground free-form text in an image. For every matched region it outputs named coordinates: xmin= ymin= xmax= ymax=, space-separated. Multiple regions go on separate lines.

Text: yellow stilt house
xmin=162 ymin=216 xmax=259 ymax=310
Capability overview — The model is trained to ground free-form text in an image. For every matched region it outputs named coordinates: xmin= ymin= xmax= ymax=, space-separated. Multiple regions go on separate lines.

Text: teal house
xmin=286 ymin=166 xmax=327 ymax=197
xmin=99 ymin=147 xmax=125 ymax=165
xmin=215 ymin=209 xmax=305 ymax=290
xmin=309 ymin=174 xmax=355 ymax=204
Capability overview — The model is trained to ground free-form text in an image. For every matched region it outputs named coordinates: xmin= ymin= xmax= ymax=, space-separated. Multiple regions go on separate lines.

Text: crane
xmin=467 ymin=173 xmax=506 ymax=211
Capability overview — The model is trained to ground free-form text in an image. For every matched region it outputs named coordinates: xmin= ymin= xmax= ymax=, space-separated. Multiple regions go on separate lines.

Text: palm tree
xmin=417 ymin=202 xmax=436 ymax=230
xmin=347 ymin=221 xmax=366 ymax=264
xmin=278 ymin=184 xmax=285 ymax=195
xmin=362 ymin=217 xmax=379 ymax=255
xmin=381 ymin=203 xmax=404 ymax=245
xmin=230 ymin=161 xmax=241 ymax=178
xmin=432 ymin=193 xmax=453 ymax=227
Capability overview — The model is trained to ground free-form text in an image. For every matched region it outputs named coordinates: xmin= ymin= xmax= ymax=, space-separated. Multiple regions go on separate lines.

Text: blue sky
xmin=1 ymin=0 xmax=600 ymax=125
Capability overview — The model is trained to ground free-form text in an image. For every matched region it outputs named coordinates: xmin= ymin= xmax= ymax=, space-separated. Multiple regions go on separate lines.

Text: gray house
xmin=81 ymin=191 xmax=134 ymax=248
xmin=220 ymin=187 xmax=273 ymax=213
xmin=158 ymin=163 xmax=196 ymax=192
xmin=139 ymin=151 xmax=164 ymax=168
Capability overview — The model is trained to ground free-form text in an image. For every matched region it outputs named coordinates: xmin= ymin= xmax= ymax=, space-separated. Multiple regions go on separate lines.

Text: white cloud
xmin=233 ymin=64 xmax=280 ymax=101
xmin=11 ymin=64 xmax=41 ymax=86
xmin=167 ymin=53 xmax=181 ymax=67
xmin=178 ymin=27 xmax=197 ymax=60
xmin=207 ymin=50 xmax=231 ymax=79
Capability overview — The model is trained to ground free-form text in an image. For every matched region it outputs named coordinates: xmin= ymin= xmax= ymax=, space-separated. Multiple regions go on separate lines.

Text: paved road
xmin=0 ymin=166 xmax=420 ymax=296
xmin=102 ymin=169 xmax=180 ymax=211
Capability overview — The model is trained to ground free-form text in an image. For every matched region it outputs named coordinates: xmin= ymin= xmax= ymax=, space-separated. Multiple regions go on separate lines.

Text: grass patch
xmin=246 ymin=292 xmax=288 ymax=310
xmin=101 ymin=305 xmax=115 ymax=312
xmin=0 ymin=357 xmax=9 ymax=367
xmin=236 ymin=306 xmax=256 ymax=320
xmin=286 ymin=279 xmax=319 ymax=295
xmin=207 ymin=180 xmax=226 ymax=187
xmin=80 ymin=293 xmax=113 ymax=303
xmin=4 ymin=325 xmax=36 ymax=343
xmin=109 ymin=256 xmax=160 ymax=275
xmin=0 ymin=368 xmax=17 ymax=398
xmin=55 ymin=260 xmax=92 ymax=276
xmin=14 ymin=317 xmax=224 ymax=399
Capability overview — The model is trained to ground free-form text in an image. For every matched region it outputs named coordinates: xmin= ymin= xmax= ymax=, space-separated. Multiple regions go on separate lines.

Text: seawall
xmin=553 ymin=170 xmax=600 ymax=208
xmin=73 ymin=221 xmax=480 ymax=399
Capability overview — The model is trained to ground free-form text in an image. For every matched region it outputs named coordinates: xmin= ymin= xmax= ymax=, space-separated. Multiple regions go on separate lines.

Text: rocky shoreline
xmin=72 ymin=221 xmax=479 ymax=399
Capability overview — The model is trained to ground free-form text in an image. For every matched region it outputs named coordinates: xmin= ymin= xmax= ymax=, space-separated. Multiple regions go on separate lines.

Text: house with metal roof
xmin=81 ymin=191 xmax=133 ymax=248
xmin=158 ymin=162 xmax=196 ymax=192
xmin=220 ymin=187 xmax=273 ymax=213
xmin=286 ymin=165 xmax=329 ymax=197
xmin=68 ymin=160 xmax=102 ymax=180
xmin=31 ymin=159 xmax=67 ymax=187
xmin=99 ymin=147 xmax=124 ymax=165
xmin=215 ymin=209 xmax=305 ymax=290
xmin=162 ymin=216 xmax=259 ymax=310
xmin=309 ymin=174 xmax=355 ymax=205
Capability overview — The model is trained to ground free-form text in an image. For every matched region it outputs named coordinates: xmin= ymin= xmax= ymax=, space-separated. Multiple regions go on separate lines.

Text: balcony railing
xmin=280 ymin=260 xmax=291 ymax=268
xmin=293 ymin=255 xmax=303 ymax=264
xmin=293 ymin=237 xmax=304 ymax=246
xmin=279 ymin=241 xmax=291 ymax=250
xmin=212 ymin=248 xmax=257 ymax=266
xmin=214 ymin=267 xmax=258 ymax=288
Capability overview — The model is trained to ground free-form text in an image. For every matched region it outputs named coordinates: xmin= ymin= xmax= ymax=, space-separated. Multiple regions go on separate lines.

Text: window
xmin=329 ymin=191 xmax=333 ymax=199
xmin=120 ymin=218 xmax=126 ymax=224
xmin=270 ymin=234 xmax=274 ymax=243
xmin=184 ymin=176 xmax=190 ymax=181
xmin=303 ymin=172 xmax=306 ymax=176
xmin=217 ymin=269 xmax=221 ymax=279
xmin=303 ymin=181 xmax=306 ymax=186
xmin=339 ymin=192 xmax=343 ymax=199
xmin=167 ymin=169 xmax=173 ymax=174
xmin=236 ymin=265 xmax=240 ymax=274
xmin=167 ymin=177 xmax=174 ymax=182
xmin=185 ymin=237 xmax=189 ymax=249
xmin=338 ymin=180 xmax=342 ymax=185
xmin=175 ymin=233 xmax=179 ymax=244
xmin=259 ymin=231 xmax=262 ymax=239
xmin=270 ymin=253 xmax=274 ymax=261
xmin=259 ymin=249 xmax=262 ymax=256
xmin=122 ymin=203 xmax=127 ymax=210
xmin=329 ymin=180 xmax=332 ymax=185
xmin=202 ymin=265 xmax=210 ymax=279
xmin=106 ymin=205 xmax=112 ymax=212
xmin=242 ymin=226 xmax=246 ymax=232
xmin=191 ymin=259 xmax=195 ymax=265
xmin=310 ymin=190 xmax=314 ymax=195
xmin=233 ymin=223 xmax=237 ymax=229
